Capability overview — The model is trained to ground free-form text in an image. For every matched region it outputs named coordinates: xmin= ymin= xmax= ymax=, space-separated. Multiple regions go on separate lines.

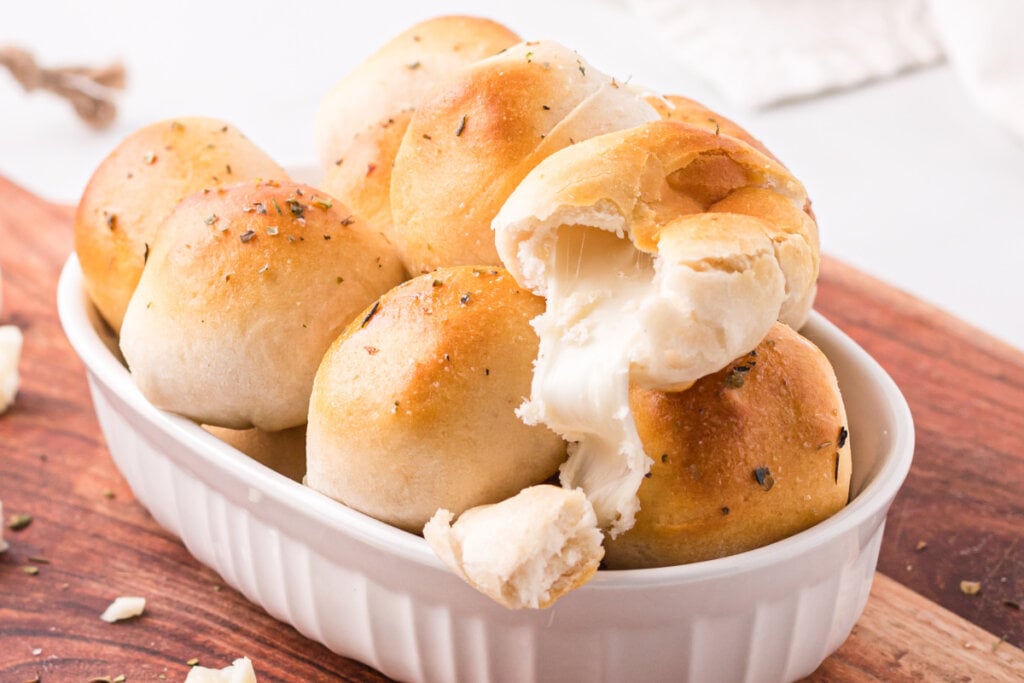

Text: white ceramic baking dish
xmin=57 ymin=254 xmax=913 ymax=683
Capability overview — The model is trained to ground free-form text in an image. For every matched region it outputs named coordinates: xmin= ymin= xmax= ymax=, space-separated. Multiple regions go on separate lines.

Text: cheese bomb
xmin=119 ymin=181 xmax=404 ymax=431
xmin=603 ymin=322 xmax=852 ymax=568
xmin=306 ymin=266 xmax=567 ymax=533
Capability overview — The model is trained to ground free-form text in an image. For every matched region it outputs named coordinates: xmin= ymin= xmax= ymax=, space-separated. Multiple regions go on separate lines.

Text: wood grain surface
xmin=1 ymin=175 xmax=1022 ymax=682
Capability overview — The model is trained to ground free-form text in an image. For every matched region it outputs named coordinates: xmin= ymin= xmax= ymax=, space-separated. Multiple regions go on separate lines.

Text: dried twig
xmin=0 ymin=45 xmax=125 ymax=129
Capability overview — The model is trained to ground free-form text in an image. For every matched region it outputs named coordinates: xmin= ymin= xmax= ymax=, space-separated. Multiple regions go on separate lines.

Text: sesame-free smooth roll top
xmin=119 ymin=181 xmax=404 ymax=431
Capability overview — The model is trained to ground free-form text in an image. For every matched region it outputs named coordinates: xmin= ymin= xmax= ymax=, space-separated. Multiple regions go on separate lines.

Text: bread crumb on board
xmin=100 ymin=596 xmax=147 ymax=622
xmin=184 ymin=656 xmax=258 ymax=683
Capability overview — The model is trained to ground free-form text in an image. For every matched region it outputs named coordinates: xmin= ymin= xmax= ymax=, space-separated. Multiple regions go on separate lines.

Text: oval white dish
xmin=57 ymin=254 xmax=913 ymax=683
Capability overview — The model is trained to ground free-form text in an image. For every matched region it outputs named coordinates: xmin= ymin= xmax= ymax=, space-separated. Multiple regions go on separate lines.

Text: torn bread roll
xmin=313 ymin=16 xmax=519 ymax=170
xmin=424 ymin=485 xmax=603 ymax=609
xmin=306 ymin=266 xmax=566 ymax=533
xmin=316 ymin=17 xmax=520 ymax=246
xmin=119 ymin=181 xmax=404 ymax=431
xmin=493 ymin=119 xmax=819 ymax=535
xmin=390 ymin=40 xmax=659 ymax=274
xmin=605 ymin=322 xmax=852 ymax=568
xmin=74 ymin=117 xmax=287 ymax=334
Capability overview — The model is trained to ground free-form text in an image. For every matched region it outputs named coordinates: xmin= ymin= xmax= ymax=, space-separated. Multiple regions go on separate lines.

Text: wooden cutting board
xmin=1 ymin=175 xmax=1022 ymax=682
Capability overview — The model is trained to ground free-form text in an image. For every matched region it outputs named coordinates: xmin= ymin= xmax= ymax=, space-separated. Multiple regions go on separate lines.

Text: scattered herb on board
xmin=22 ymin=565 xmax=39 ymax=575
xmin=915 ymin=540 xmax=928 ymax=551
xmin=8 ymin=513 xmax=32 ymax=531
xmin=187 ymin=658 xmax=200 ymax=666
xmin=1004 ymin=600 xmax=1021 ymax=610
xmin=753 ymin=467 xmax=775 ymax=491
xmin=960 ymin=580 xmax=982 ymax=595
xmin=239 ymin=230 xmax=256 ymax=243
xmin=28 ymin=556 xmax=49 ymax=564
xmin=455 ymin=114 xmax=467 ymax=137
xmin=837 ymin=426 xmax=849 ymax=448
xmin=361 ymin=301 xmax=380 ymax=327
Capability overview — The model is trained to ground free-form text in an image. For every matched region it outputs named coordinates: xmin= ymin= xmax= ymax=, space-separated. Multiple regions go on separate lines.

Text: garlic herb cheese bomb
xmin=306 ymin=266 xmax=566 ymax=534
xmin=390 ymin=40 xmax=659 ymax=274
xmin=74 ymin=117 xmax=287 ymax=333
xmin=315 ymin=17 xmax=520 ymax=246
xmin=605 ymin=323 xmax=852 ymax=568
xmin=493 ymin=119 xmax=819 ymax=537
xmin=119 ymin=181 xmax=404 ymax=431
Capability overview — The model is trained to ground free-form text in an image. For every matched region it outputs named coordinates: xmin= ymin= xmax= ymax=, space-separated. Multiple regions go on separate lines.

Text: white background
xmin=1 ymin=0 xmax=1021 ymax=349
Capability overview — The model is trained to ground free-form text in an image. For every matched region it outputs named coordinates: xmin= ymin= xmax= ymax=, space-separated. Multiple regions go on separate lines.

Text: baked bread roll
xmin=493 ymin=119 xmax=818 ymax=536
xmin=604 ymin=322 xmax=852 ymax=568
xmin=119 ymin=181 xmax=404 ymax=431
xmin=645 ymin=93 xmax=780 ymax=163
xmin=306 ymin=266 xmax=566 ymax=533
xmin=318 ymin=109 xmax=412 ymax=247
xmin=390 ymin=40 xmax=659 ymax=274
xmin=424 ymin=485 xmax=603 ymax=609
xmin=74 ymin=117 xmax=287 ymax=333
xmin=203 ymin=424 xmax=306 ymax=483
xmin=315 ymin=17 xmax=520 ymax=246
xmin=313 ymin=16 xmax=520 ymax=170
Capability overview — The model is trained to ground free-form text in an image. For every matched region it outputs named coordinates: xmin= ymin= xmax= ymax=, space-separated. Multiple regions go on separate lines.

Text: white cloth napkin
xmin=628 ymin=0 xmax=1024 ymax=140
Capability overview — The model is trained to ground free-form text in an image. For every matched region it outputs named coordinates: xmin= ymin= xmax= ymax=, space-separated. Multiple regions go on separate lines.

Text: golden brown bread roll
xmin=603 ymin=322 xmax=851 ymax=568
xmin=313 ymin=15 xmax=520 ymax=171
xmin=644 ymin=93 xmax=780 ymax=163
xmin=390 ymin=40 xmax=659 ymax=274
xmin=74 ymin=117 xmax=287 ymax=333
xmin=306 ymin=266 xmax=566 ymax=533
xmin=492 ymin=119 xmax=819 ymax=536
xmin=318 ymin=109 xmax=412 ymax=248
xmin=119 ymin=180 xmax=404 ymax=431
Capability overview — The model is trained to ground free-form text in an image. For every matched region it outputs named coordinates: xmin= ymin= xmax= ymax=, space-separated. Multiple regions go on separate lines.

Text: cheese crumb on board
xmin=184 ymin=657 xmax=258 ymax=683
xmin=100 ymin=596 xmax=146 ymax=622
